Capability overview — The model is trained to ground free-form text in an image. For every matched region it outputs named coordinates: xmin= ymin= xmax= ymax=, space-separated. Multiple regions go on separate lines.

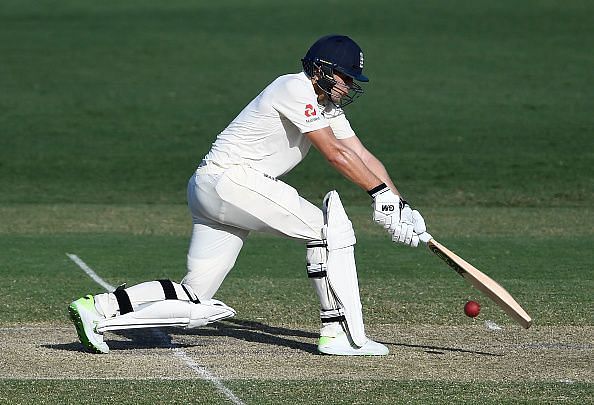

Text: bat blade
xmin=427 ymin=239 xmax=532 ymax=329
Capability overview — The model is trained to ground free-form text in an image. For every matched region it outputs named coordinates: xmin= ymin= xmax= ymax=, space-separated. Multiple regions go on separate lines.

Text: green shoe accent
xmin=318 ymin=336 xmax=333 ymax=347
xmin=68 ymin=295 xmax=105 ymax=354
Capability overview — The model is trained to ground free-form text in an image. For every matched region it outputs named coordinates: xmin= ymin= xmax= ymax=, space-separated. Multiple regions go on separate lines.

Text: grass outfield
xmin=1 ymin=380 xmax=592 ymax=404
xmin=1 ymin=206 xmax=592 ymax=326
xmin=1 ymin=0 xmax=592 ymax=207
xmin=1 ymin=0 xmax=593 ymax=403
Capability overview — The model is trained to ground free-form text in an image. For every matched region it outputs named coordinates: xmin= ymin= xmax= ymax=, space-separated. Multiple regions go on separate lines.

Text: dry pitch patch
xmin=0 ymin=322 xmax=591 ymax=383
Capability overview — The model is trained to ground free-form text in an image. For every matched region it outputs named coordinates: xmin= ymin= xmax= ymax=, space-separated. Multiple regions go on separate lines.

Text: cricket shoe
xmin=68 ymin=295 xmax=109 ymax=354
xmin=317 ymin=323 xmax=389 ymax=356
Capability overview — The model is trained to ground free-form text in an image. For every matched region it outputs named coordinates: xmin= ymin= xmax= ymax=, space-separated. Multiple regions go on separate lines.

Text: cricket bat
xmin=419 ymin=233 xmax=532 ymax=329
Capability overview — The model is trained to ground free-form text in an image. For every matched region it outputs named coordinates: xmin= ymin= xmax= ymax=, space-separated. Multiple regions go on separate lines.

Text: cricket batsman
xmin=69 ymin=34 xmax=429 ymax=356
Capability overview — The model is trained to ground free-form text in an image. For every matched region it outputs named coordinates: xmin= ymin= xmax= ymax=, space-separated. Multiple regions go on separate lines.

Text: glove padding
xmin=371 ymin=186 xmax=426 ymax=247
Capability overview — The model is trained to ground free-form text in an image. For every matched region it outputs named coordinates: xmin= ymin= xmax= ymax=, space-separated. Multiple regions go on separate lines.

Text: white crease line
xmin=66 ymin=253 xmax=114 ymax=292
xmin=66 ymin=253 xmax=244 ymax=405
xmin=0 ymin=376 xmax=210 ymax=380
xmin=0 ymin=327 xmax=74 ymax=331
xmin=0 ymin=376 xmax=224 ymax=381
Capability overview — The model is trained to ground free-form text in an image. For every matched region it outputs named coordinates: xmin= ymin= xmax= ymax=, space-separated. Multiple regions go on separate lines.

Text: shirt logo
xmin=304 ymin=104 xmax=317 ymax=118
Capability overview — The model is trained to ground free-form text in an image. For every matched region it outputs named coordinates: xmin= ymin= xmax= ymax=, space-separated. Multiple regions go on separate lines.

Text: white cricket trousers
xmin=182 ymin=162 xmax=324 ymax=299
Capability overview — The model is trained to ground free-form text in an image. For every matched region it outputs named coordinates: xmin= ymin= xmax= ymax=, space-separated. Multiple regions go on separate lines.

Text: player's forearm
xmin=325 ymin=147 xmax=383 ymax=192
xmin=361 ymin=152 xmax=400 ymax=195
xmin=306 ymin=127 xmax=387 ymax=192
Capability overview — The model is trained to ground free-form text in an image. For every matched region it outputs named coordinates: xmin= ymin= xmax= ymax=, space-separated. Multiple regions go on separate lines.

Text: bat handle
xmin=418 ymin=232 xmax=433 ymax=244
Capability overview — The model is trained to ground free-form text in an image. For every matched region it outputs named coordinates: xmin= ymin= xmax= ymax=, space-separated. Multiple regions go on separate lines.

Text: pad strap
xmin=157 ymin=279 xmax=178 ymax=300
xmin=113 ymin=286 xmax=133 ymax=315
xmin=181 ymin=284 xmax=200 ymax=304
xmin=307 ymin=267 xmax=327 ymax=278
xmin=306 ymin=241 xmax=327 ymax=248
xmin=306 ymin=240 xmax=328 ymax=278
xmin=321 ymin=308 xmax=346 ymax=324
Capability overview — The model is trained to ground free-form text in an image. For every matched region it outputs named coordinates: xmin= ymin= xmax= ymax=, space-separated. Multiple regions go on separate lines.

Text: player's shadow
xmin=172 ymin=319 xmax=319 ymax=354
xmin=44 ymin=319 xmax=318 ymax=354
xmin=42 ymin=329 xmax=195 ymax=352
xmin=383 ymin=341 xmax=503 ymax=357
xmin=46 ymin=322 xmax=502 ymax=356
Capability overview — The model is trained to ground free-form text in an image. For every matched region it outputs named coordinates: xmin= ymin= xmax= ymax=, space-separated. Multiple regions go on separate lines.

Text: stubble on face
xmin=311 ymin=72 xmax=353 ymax=105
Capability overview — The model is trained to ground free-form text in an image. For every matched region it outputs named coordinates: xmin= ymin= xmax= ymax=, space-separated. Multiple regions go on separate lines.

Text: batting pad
xmin=323 ymin=190 xmax=367 ymax=347
xmin=96 ymin=299 xmax=235 ymax=332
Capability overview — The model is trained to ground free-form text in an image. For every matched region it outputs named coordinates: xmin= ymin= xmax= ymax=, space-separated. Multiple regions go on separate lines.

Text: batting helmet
xmin=302 ymin=35 xmax=367 ymax=107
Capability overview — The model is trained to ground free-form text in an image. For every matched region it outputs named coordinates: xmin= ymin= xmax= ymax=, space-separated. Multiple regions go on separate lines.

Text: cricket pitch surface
xmin=1 ymin=321 xmax=592 ymax=383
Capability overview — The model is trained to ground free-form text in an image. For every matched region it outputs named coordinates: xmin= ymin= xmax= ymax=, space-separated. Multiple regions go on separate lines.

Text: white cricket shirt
xmin=203 ymin=72 xmax=356 ymax=177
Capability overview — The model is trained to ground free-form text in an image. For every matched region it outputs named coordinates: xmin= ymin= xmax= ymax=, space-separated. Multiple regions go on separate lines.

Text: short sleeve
xmin=272 ymin=78 xmax=329 ymax=133
xmin=327 ymin=112 xmax=356 ymax=139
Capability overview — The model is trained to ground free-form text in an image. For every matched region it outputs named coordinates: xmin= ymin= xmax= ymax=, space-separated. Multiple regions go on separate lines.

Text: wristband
xmin=367 ymin=183 xmax=388 ymax=198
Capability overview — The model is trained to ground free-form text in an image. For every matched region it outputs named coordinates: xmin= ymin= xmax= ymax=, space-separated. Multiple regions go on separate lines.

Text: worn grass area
xmin=0 ymin=324 xmax=592 ymax=403
xmin=3 ymin=324 xmax=593 ymax=380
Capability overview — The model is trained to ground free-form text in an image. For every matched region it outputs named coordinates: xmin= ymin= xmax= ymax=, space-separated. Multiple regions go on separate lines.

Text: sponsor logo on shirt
xmin=305 ymin=104 xmax=320 ymax=123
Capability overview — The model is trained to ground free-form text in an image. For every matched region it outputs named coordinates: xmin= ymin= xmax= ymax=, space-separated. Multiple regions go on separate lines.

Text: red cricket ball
xmin=464 ymin=300 xmax=481 ymax=318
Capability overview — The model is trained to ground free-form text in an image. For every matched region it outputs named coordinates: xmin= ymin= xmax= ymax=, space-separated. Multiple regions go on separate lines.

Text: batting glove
xmin=368 ymin=183 xmax=427 ymax=247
